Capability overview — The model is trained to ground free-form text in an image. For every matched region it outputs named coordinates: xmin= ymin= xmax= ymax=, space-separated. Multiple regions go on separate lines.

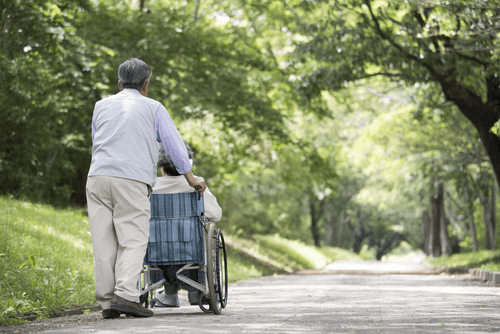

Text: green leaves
xmin=28 ymin=255 xmax=36 ymax=268
xmin=3 ymin=0 xmax=497 ymax=257
xmin=1 ymin=0 xmax=295 ymax=206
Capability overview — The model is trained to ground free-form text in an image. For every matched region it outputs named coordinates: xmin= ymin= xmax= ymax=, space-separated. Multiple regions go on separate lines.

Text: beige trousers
xmin=86 ymin=176 xmax=151 ymax=310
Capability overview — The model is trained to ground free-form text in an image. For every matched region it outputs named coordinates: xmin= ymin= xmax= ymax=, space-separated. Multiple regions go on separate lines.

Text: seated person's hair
xmin=158 ymin=143 xmax=194 ymax=176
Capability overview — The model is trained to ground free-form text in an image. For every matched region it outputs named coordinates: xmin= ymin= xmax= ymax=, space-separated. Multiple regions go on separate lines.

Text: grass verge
xmin=0 ymin=197 xmax=96 ymax=325
xmin=225 ymin=233 xmax=364 ymax=275
xmin=427 ymin=250 xmax=500 ymax=272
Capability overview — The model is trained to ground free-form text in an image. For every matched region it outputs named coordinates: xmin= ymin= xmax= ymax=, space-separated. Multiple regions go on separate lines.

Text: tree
xmin=280 ymin=0 xmax=500 ymax=190
xmin=338 ymin=75 xmax=495 ymax=254
xmin=0 ymin=0 xmax=290 ymax=206
xmin=82 ymin=0 xmax=288 ymax=138
xmin=0 ymin=0 xmax=96 ymax=205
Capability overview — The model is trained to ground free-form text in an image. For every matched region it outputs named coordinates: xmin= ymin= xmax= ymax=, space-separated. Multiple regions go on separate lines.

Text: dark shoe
xmin=102 ymin=309 xmax=120 ymax=319
xmin=110 ymin=295 xmax=154 ymax=318
xmin=188 ymin=290 xmax=202 ymax=305
xmin=188 ymin=291 xmax=209 ymax=306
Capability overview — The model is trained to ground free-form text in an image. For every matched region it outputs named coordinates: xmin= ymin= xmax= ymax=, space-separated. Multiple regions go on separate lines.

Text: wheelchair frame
xmin=139 ymin=192 xmax=228 ymax=315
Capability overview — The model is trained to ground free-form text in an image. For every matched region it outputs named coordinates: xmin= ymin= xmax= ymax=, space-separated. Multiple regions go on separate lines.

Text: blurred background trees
xmin=2 ymin=0 xmax=500 ymax=258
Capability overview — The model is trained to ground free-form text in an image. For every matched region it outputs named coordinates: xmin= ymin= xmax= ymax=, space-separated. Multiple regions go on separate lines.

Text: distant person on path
xmin=86 ymin=58 xmax=206 ymax=319
xmin=151 ymin=143 xmax=222 ymax=307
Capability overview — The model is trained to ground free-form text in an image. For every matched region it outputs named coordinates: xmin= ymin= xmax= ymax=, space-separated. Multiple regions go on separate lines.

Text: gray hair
xmin=118 ymin=58 xmax=152 ymax=91
xmin=158 ymin=142 xmax=194 ymax=176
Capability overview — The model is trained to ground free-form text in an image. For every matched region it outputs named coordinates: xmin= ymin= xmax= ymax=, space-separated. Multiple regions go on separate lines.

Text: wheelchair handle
xmin=194 ymin=185 xmax=202 ymax=200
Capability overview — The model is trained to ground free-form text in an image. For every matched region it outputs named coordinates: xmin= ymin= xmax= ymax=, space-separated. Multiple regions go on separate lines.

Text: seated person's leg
xmin=183 ymin=284 xmax=203 ymax=305
xmin=155 ymin=283 xmax=180 ymax=307
xmin=154 ymin=265 xmax=181 ymax=307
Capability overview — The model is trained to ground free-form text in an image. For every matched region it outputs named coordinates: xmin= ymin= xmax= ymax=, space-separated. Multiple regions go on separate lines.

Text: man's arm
xmin=154 ymin=104 xmax=206 ymax=193
xmin=154 ymin=104 xmax=192 ymax=174
xmin=183 ymin=170 xmax=207 ymax=193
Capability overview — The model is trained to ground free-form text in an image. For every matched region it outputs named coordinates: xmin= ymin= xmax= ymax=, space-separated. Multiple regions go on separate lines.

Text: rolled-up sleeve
xmin=154 ymin=104 xmax=192 ymax=174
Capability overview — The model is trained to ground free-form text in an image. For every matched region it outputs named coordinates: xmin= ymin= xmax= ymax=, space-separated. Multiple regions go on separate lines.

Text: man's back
xmin=89 ymin=88 xmax=160 ymax=186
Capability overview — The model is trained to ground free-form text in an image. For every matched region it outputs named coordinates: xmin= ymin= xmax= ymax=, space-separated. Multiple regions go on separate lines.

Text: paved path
xmin=3 ymin=261 xmax=500 ymax=333
xmin=325 ymin=256 xmax=430 ymax=273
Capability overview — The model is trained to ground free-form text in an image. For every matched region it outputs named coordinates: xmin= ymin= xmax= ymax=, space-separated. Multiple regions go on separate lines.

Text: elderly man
xmin=86 ymin=58 xmax=206 ymax=319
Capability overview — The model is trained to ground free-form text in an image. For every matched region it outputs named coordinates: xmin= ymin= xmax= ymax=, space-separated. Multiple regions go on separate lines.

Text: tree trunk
xmin=481 ymin=178 xmax=497 ymax=250
xmin=375 ymin=233 xmax=405 ymax=260
xmin=430 ymin=181 xmax=442 ymax=258
xmin=352 ymin=227 xmax=364 ymax=254
xmin=422 ymin=210 xmax=431 ymax=256
xmin=323 ymin=211 xmax=334 ymax=246
xmin=479 ymin=130 xmax=500 ymax=194
xmin=352 ymin=212 xmax=368 ymax=254
xmin=469 ymin=213 xmax=479 ymax=252
xmin=482 ymin=191 xmax=493 ymax=250
xmin=337 ymin=215 xmax=351 ymax=249
xmin=491 ymin=181 xmax=497 ymax=250
xmin=439 ymin=184 xmax=452 ymax=256
xmin=441 ymin=84 xmax=500 ymax=192
xmin=464 ymin=185 xmax=478 ymax=252
xmin=309 ymin=199 xmax=321 ymax=247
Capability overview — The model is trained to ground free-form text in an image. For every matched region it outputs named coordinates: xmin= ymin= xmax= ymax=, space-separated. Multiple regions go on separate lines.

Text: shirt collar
xmin=122 ymin=88 xmax=141 ymax=94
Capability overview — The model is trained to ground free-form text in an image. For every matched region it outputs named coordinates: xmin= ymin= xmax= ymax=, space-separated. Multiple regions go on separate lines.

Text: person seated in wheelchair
xmin=152 ymin=142 xmax=222 ymax=307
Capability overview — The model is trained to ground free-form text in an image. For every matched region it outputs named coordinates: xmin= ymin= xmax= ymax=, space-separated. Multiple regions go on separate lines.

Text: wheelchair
xmin=139 ymin=192 xmax=228 ymax=314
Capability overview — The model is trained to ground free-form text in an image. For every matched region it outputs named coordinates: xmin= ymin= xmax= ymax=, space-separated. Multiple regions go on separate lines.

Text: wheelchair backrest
xmin=150 ymin=192 xmax=204 ymax=219
xmin=145 ymin=192 xmax=205 ymax=265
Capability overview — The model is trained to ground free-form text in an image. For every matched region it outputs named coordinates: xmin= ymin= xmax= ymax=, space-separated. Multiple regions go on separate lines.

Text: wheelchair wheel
xmin=217 ymin=230 xmax=228 ymax=309
xmin=206 ymin=223 xmax=227 ymax=315
xmin=198 ymin=293 xmax=213 ymax=313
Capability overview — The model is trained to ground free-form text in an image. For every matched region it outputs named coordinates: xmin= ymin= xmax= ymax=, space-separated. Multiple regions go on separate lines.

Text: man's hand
xmin=184 ymin=170 xmax=207 ymax=193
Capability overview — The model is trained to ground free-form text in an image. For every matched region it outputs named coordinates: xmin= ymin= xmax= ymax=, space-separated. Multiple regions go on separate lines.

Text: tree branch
xmin=193 ymin=0 xmax=200 ymax=21
xmin=363 ymin=0 xmax=443 ymax=80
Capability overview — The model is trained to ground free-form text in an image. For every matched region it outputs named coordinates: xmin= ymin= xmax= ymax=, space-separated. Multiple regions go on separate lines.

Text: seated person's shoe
xmin=102 ymin=309 xmax=120 ymax=319
xmin=110 ymin=295 xmax=154 ymax=318
xmin=154 ymin=290 xmax=181 ymax=307
xmin=188 ymin=291 xmax=204 ymax=305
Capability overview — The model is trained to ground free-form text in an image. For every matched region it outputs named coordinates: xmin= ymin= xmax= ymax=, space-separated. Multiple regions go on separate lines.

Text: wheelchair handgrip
xmin=194 ymin=185 xmax=202 ymax=200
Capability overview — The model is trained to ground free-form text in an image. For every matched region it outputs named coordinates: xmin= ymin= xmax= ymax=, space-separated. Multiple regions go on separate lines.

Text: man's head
xmin=158 ymin=142 xmax=194 ymax=176
xmin=118 ymin=58 xmax=152 ymax=95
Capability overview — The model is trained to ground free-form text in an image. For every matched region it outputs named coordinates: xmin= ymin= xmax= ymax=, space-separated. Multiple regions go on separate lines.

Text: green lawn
xmin=0 ymin=197 xmax=95 ymax=324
